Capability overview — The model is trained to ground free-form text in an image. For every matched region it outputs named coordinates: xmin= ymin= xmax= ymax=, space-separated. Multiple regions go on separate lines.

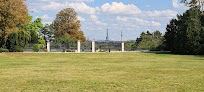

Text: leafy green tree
xmin=136 ymin=32 xmax=145 ymax=46
xmin=137 ymin=33 xmax=156 ymax=50
xmin=164 ymin=19 xmax=178 ymax=52
xmin=200 ymin=15 xmax=204 ymax=54
xmin=23 ymin=17 xmax=45 ymax=44
xmin=125 ymin=41 xmax=136 ymax=49
xmin=31 ymin=44 xmax=40 ymax=52
xmin=54 ymin=36 xmax=77 ymax=44
xmin=6 ymin=30 xmax=31 ymax=52
xmin=136 ymin=31 xmax=163 ymax=50
xmin=53 ymin=8 xmax=86 ymax=42
xmin=164 ymin=7 xmax=202 ymax=54
xmin=0 ymin=0 xmax=29 ymax=47
xmin=39 ymin=24 xmax=54 ymax=43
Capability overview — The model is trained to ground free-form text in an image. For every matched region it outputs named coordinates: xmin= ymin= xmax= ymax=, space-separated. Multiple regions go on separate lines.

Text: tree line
xmin=0 ymin=0 xmax=85 ymax=52
xmin=136 ymin=0 xmax=204 ymax=55
xmin=164 ymin=0 xmax=204 ymax=55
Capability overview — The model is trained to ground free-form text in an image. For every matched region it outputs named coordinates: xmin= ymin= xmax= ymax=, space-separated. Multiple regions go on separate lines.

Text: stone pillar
xmin=77 ymin=40 xmax=80 ymax=53
xmin=47 ymin=42 xmax=50 ymax=52
xmin=92 ymin=40 xmax=95 ymax=53
xmin=122 ymin=42 xmax=124 ymax=52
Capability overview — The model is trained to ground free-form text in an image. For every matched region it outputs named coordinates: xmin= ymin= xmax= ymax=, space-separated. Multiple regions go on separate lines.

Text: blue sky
xmin=27 ymin=0 xmax=188 ymax=41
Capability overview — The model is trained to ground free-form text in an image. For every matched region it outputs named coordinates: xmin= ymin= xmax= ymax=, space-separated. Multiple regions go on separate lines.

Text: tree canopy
xmin=23 ymin=17 xmax=45 ymax=44
xmin=6 ymin=30 xmax=31 ymax=52
xmin=164 ymin=7 xmax=203 ymax=54
xmin=181 ymin=0 xmax=204 ymax=10
xmin=39 ymin=24 xmax=54 ymax=43
xmin=53 ymin=8 xmax=86 ymax=42
xmin=136 ymin=30 xmax=163 ymax=50
xmin=0 ymin=0 xmax=29 ymax=47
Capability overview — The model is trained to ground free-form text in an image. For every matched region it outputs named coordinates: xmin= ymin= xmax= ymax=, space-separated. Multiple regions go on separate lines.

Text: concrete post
xmin=47 ymin=42 xmax=50 ymax=52
xmin=122 ymin=42 xmax=124 ymax=52
xmin=92 ymin=40 xmax=95 ymax=53
xmin=77 ymin=40 xmax=80 ymax=53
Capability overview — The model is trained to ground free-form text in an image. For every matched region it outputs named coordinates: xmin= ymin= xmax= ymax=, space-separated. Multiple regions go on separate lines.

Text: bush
xmin=66 ymin=49 xmax=72 ymax=52
xmin=0 ymin=48 xmax=9 ymax=53
xmin=31 ymin=45 xmax=40 ymax=52
xmin=6 ymin=30 xmax=31 ymax=52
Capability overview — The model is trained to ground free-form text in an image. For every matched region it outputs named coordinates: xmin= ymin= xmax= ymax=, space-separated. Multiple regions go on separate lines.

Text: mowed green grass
xmin=0 ymin=52 xmax=204 ymax=92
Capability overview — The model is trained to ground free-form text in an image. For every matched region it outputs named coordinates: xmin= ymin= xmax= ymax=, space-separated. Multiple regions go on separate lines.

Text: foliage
xmin=0 ymin=48 xmax=9 ymax=53
xmin=53 ymin=8 xmax=86 ymax=42
xmin=31 ymin=44 xmax=40 ymax=52
xmin=0 ymin=0 xmax=29 ymax=47
xmin=164 ymin=7 xmax=203 ymax=54
xmin=136 ymin=30 xmax=163 ymax=50
xmin=6 ymin=30 xmax=31 ymax=52
xmin=23 ymin=17 xmax=45 ymax=44
xmin=39 ymin=24 xmax=54 ymax=43
xmin=181 ymin=0 xmax=204 ymax=9
xmin=66 ymin=49 xmax=72 ymax=52
xmin=54 ymin=35 xmax=77 ymax=44
xmin=200 ymin=15 xmax=204 ymax=54
xmin=125 ymin=41 xmax=136 ymax=49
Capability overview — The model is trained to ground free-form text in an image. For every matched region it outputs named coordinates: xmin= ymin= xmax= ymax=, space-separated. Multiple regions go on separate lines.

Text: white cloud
xmin=152 ymin=21 xmax=161 ymax=26
xmin=172 ymin=0 xmax=188 ymax=10
xmin=116 ymin=16 xmax=161 ymax=27
xmin=101 ymin=2 xmax=142 ymax=15
xmin=90 ymin=15 xmax=107 ymax=26
xmin=144 ymin=10 xmax=177 ymax=18
xmin=35 ymin=14 xmax=53 ymax=20
xmin=69 ymin=2 xmax=96 ymax=15
xmin=77 ymin=16 xmax=85 ymax=22
xmin=42 ymin=22 xmax=52 ymax=26
xmin=116 ymin=16 xmax=128 ymax=21
xmin=41 ymin=2 xmax=65 ymax=11
xmin=143 ymin=10 xmax=177 ymax=21
xmin=100 ymin=2 xmax=177 ymax=21
xmin=33 ymin=0 xmax=94 ymax=2
xmin=29 ymin=8 xmax=40 ymax=13
xmin=41 ymin=15 xmax=51 ymax=19
xmin=90 ymin=15 xmax=98 ymax=21
xmin=41 ymin=2 xmax=96 ymax=15
xmin=173 ymin=0 xmax=180 ymax=8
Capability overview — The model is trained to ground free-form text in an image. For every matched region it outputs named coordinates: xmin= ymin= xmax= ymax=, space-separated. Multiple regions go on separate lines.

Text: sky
xmin=26 ymin=0 xmax=188 ymax=41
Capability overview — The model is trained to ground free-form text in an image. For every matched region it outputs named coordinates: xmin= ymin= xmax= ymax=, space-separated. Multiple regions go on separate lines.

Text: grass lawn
xmin=0 ymin=52 xmax=204 ymax=91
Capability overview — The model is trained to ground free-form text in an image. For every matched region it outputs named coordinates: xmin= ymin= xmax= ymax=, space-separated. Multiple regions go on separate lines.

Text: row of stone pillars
xmin=46 ymin=40 xmax=125 ymax=53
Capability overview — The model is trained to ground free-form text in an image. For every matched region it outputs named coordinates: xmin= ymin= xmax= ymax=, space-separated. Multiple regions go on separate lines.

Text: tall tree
xmin=0 ymin=0 xmax=29 ymax=47
xmin=23 ymin=18 xmax=45 ymax=44
xmin=39 ymin=24 xmax=54 ymax=43
xmin=164 ymin=19 xmax=179 ymax=52
xmin=6 ymin=30 xmax=31 ymax=52
xmin=164 ymin=7 xmax=202 ymax=54
xmin=136 ymin=31 xmax=163 ymax=50
xmin=136 ymin=32 xmax=145 ymax=46
xmin=200 ymin=14 xmax=204 ymax=54
xmin=53 ymin=8 xmax=86 ymax=42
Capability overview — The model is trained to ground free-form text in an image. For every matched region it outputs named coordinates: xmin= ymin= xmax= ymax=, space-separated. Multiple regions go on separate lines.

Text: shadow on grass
xmin=142 ymin=51 xmax=172 ymax=55
xmin=143 ymin=51 xmax=204 ymax=60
